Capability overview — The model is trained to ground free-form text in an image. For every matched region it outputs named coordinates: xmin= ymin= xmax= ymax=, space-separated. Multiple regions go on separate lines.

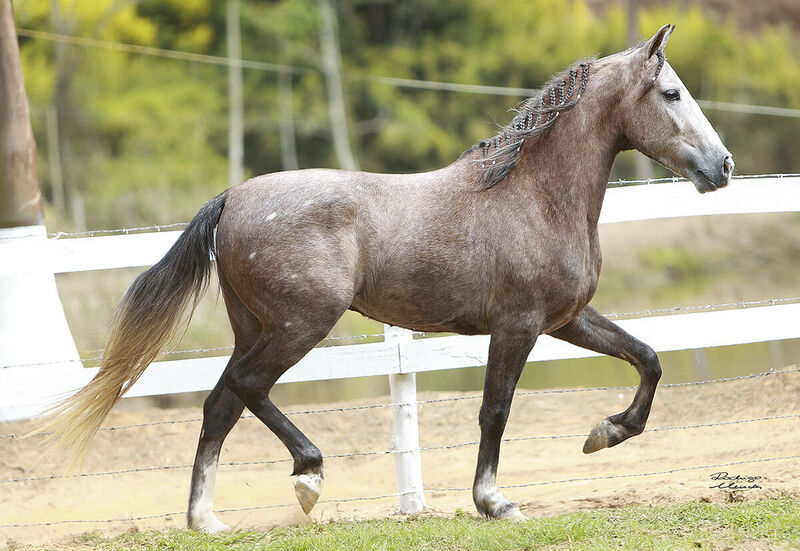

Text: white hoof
xmin=474 ymin=484 xmax=526 ymax=521
xmin=189 ymin=513 xmax=230 ymax=534
xmin=295 ymin=472 xmax=324 ymax=514
xmin=497 ymin=504 xmax=527 ymax=523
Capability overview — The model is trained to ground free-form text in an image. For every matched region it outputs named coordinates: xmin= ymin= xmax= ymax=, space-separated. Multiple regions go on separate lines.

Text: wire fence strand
xmin=426 ymin=453 xmax=800 ymax=494
xmin=3 ymin=366 xmax=798 ymax=441
xmin=1 ymin=173 xmax=797 ymax=243
xmin=602 ymin=296 xmax=800 ymax=320
xmin=3 ymin=295 xmax=799 ymax=371
xmin=2 ymin=452 xmax=797 ymax=529
xmin=0 ymin=333 xmax=386 ymax=370
xmin=0 ymin=173 xmax=800 ymax=241
xmin=4 ymin=412 xmax=798 ymax=484
xmin=16 ymin=29 xmax=800 ymax=118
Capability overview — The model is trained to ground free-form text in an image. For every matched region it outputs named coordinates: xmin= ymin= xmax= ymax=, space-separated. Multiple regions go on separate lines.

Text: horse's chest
xmin=544 ymin=249 xmax=601 ymax=327
xmin=506 ymin=243 xmax=600 ymax=331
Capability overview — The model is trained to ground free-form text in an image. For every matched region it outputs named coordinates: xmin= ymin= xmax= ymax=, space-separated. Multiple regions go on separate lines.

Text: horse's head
xmin=615 ymin=25 xmax=733 ymax=192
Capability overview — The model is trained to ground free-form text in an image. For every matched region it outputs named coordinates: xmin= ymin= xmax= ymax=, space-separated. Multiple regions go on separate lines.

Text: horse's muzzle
xmin=690 ymin=152 xmax=733 ymax=193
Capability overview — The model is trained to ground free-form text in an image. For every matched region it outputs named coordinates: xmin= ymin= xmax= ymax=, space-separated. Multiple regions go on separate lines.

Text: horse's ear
xmin=642 ymin=24 xmax=675 ymax=59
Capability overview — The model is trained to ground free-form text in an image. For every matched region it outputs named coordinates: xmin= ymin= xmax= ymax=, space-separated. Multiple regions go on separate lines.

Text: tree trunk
xmin=278 ymin=70 xmax=299 ymax=171
xmin=318 ymin=0 xmax=358 ymax=171
xmin=0 ymin=0 xmax=43 ymax=228
xmin=0 ymin=0 xmax=82 ymax=423
xmin=627 ymin=0 xmax=654 ymax=181
xmin=227 ymin=0 xmax=244 ymax=187
xmin=46 ymin=102 xmax=65 ymax=214
xmin=49 ymin=0 xmax=87 ymax=230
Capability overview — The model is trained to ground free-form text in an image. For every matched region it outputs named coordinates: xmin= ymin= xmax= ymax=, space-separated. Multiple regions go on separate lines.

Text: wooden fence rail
xmin=2 ymin=175 xmax=799 ymax=512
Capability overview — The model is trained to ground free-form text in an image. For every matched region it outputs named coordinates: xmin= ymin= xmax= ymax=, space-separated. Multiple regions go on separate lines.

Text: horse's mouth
xmin=692 ymin=169 xmax=722 ymax=194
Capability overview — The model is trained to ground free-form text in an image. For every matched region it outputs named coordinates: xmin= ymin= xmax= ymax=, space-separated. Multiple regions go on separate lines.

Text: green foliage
xmin=12 ymin=0 xmax=800 ymax=230
xmin=76 ymin=498 xmax=800 ymax=550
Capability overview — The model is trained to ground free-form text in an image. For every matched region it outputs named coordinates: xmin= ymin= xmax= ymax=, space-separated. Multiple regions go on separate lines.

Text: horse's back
xmin=213 ymin=166 xmax=488 ymax=331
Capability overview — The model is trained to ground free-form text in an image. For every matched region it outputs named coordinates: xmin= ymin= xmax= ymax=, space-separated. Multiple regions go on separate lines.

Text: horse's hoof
xmin=189 ymin=513 xmax=230 ymax=534
xmin=496 ymin=504 xmax=527 ymax=522
xmin=583 ymin=419 xmax=611 ymax=453
xmin=295 ymin=472 xmax=324 ymax=514
xmin=475 ymin=485 xmax=526 ymax=521
xmin=583 ymin=419 xmax=633 ymax=453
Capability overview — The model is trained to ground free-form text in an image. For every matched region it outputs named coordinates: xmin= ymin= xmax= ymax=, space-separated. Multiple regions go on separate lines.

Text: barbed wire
xmin=1 ymin=173 xmax=798 ymax=243
xmin=2 ymin=295 xmax=799 ymax=370
xmin=16 ymin=29 xmax=309 ymax=74
xmin=0 ymin=222 xmax=190 ymax=241
xmin=3 ymin=413 xmax=798 ymax=484
xmin=16 ymin=29 xmax=800 ymax=118
xmin=427 ymin=453 xmax=800 ymax=494
xmin=602 ymin=296 xmax=800 ymax=320
xmin=696 ymin=99 xmax=800 ymax=119
xmin=48 ymin=222 xmax=190 ymax=239
xmin=3 ymin=367 xmax=798 ymax=440
xmin=0 ymin=333 xmax=386 ymax=370
xmin=604 ymin=172 xmax=800 ymax=188
xmin=1 ymin=452 xmax=797 ymax=529
xmin=360 ymin=74 xmax=536 ymax=97
xmin=2 ymin=293 xmax=797 ymax=370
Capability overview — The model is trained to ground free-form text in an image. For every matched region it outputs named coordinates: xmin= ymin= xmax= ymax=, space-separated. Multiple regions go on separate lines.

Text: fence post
xmin=385 ymin=324 xmax=426 ymax=513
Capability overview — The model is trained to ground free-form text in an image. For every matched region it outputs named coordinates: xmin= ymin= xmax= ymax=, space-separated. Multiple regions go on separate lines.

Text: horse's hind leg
xmin=187 ymin=284 xmax=259 ymax=532
xmin=548 ymin=306 xmax=662 ymax=453
xmin=223 ymin=306 xmax=348 ymax=515
xmin=187 ymin=365 xmax=247 ymax=532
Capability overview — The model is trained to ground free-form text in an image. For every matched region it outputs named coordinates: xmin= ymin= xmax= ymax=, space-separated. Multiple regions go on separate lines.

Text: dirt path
xmin=2 ymin=368 xmax=799 ymax=548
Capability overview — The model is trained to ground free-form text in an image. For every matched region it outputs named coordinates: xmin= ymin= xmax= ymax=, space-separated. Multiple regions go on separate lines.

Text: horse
xmin=36 ymin=24 xmax=733 ymax=530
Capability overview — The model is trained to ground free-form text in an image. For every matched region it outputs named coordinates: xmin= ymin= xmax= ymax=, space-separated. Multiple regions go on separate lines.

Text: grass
xmin=45 ymin=498 xmax=800 ymax=551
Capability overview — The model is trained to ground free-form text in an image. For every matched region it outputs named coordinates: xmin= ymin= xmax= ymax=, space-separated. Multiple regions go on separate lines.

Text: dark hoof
xmin=582 ymin=419 xmax=634 ymax=454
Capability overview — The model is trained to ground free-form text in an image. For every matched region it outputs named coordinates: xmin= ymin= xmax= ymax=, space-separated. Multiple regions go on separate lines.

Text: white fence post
xmin=385 ymin=324 xmax=426 ymax=514
xmin=0 ymin=226 xmax=82 ymax=421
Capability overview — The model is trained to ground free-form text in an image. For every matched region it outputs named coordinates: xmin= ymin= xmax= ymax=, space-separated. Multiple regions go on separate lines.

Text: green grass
xmin=50 ymin=498 xmax=800 ymax=551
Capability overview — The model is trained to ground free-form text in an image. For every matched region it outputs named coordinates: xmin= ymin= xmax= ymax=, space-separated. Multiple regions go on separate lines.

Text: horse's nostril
xmin=723 ymin=155 xmax=734 ymax=177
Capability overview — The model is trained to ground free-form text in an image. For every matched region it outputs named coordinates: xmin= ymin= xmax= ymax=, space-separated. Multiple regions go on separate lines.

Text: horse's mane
xmin=460 ymin=58 xmax=594 ymax=189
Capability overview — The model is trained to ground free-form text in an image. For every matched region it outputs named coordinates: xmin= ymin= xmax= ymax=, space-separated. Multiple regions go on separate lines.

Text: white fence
xmin=1 ymin=175 xmax=800 ymax=513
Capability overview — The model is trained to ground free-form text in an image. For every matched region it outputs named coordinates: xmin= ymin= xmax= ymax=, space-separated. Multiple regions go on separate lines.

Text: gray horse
xmin=38 ymin=25 xmax=732 ymax=530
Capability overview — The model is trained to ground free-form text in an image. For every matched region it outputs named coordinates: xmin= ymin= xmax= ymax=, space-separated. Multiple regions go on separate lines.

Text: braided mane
xmin=461 ymin=59 xmax=593 ymax=189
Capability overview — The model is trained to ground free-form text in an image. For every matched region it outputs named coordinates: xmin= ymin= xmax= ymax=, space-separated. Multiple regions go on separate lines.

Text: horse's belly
xmin=351 ymin=283 xmax=490 ymax=335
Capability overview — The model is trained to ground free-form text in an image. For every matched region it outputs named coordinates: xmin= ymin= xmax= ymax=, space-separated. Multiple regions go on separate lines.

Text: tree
xmin=0 ymin=0 xmax=43 ymax=228
xmin=227 ymin=0 xmax=244 ymax=187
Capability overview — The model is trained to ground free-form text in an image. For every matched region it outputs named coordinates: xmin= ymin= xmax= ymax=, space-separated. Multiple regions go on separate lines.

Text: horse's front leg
xmin=473 ymin=324 xmax=539 ymax=521
xmin=548 ymin=305 xmax=662 ymax=453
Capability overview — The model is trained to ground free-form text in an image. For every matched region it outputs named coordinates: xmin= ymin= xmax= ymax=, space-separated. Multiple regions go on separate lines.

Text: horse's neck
xmin=514 ymin=106 xmax=621 ymax=228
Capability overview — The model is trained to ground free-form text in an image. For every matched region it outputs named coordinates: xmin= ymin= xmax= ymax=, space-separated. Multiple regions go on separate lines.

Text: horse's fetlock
xmin=626 ymin=423 xmax=645 ymax=436
xmin=291 ymin=446 xmax=323 ymax=476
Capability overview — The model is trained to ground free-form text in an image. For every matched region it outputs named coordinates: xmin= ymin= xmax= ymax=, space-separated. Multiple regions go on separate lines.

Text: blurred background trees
xmin=9 ymin=0 xmax=800 ymax=404
xmin=12 ymin=0 xmax=800 ymax=229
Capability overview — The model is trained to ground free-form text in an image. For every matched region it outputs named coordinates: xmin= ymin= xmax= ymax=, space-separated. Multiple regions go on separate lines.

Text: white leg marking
xmin=474 ymin=473 xmax=527 ymax=521
xmin=188 ymin=460 xmax=230 ymax=533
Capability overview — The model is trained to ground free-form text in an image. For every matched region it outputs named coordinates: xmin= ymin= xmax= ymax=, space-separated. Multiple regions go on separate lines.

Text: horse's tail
xmin=33 ymin=192 xmax=228 ymax=467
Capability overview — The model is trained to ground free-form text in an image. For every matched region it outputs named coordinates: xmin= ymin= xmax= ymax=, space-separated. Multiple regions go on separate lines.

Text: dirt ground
xmin=1 ymin=368 xmax=799 ymax=549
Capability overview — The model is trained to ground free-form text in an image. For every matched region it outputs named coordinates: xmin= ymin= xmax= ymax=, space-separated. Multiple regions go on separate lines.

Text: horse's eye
xmin=662 ymin=89 xmax=680 ymax=102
